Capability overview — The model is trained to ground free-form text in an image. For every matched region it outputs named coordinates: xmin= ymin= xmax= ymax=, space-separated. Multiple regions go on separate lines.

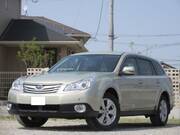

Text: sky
xmin=22 ymin=0 xmax=180 ymax=68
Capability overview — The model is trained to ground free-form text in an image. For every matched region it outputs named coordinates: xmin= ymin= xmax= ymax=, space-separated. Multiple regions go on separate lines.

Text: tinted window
xmin=122 ymin=58 xmax=137 ymax=75
xmin=49 ymin=55 xmax=121 ymax=73
xmin=153 ymin=61 xmax=165 ymax=75
xmin=137 ymin=59 xmax=155 ymax=75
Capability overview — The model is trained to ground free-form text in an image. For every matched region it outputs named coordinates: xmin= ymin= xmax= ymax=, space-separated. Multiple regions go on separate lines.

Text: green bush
xmin=17 ymin=38 xmax=55 ymax=68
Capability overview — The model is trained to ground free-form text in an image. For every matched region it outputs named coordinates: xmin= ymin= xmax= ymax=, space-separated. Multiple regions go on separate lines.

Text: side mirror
xmin=121 ymin=66 xmax=136 ymax=75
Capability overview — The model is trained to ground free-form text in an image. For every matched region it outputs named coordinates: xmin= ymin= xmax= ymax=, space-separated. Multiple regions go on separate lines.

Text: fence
xmin=0 ymin=72 xmax=26 ymax=99
xmin=164 ymin=69 xmax=180 ymax=107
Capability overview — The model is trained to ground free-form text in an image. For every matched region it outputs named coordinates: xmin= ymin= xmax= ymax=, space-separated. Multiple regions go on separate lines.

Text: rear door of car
xmin=152 ymin=60 xmax=168 ymax=107
xmin=135 ymin=57 xmax=158 ymax=110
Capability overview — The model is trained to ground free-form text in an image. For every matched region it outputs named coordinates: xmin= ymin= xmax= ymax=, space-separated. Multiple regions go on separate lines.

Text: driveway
xmin=0 ymin=119 xmax=179 ymax=135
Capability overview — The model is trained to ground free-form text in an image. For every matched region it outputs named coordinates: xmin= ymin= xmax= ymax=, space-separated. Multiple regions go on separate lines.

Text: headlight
xmin=11 ymin=78 xmax=24 ymax=91
xmin=64 ymin=77 xmax=95 ymax=91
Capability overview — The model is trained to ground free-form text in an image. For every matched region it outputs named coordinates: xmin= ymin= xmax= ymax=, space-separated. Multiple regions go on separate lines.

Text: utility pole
xmin=109 ymin=0 xmax=114 ymax=52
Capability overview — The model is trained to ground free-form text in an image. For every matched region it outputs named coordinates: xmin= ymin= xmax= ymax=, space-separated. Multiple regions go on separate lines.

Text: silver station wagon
xmin=8 ymin=52 xmax=174 ymax=130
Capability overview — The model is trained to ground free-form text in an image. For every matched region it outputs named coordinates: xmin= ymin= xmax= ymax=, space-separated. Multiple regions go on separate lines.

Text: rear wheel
xmin=16 ymin=116 xmax=48 ymax=127
xmin=86 ymin=94 xmax=120 ymax=130
xmin=150 ymin=96 xmax=169 ymax=126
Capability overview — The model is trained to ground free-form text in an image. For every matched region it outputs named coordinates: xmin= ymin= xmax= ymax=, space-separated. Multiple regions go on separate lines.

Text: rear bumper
xmin=8 ymin=103 xmax=98 ymax=119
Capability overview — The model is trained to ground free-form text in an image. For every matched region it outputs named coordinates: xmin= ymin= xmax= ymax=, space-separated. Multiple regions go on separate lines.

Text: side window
xmin=153 ymin=61 xmax=166 ymax=75
xmin=137 ymin=58 xmax=155 ymax=76
xmin=121 ymin=57 xmax=137 ymax=75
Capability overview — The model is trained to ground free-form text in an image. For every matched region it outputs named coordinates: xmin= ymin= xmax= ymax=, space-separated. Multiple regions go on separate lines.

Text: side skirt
xmin=120 ymin=110 xmax=156 ymax=117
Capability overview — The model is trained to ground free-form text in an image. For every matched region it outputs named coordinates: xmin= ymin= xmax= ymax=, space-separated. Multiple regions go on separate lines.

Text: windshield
xmin=49 ymin=55 xmax=121 ymax=73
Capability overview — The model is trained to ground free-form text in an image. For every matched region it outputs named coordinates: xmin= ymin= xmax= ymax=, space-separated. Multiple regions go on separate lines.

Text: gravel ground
xmin=0 ymin=119 xmax=179 ymax=135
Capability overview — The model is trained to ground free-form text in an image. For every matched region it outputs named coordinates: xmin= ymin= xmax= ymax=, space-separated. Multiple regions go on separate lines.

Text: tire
xmin=86 ymin=93 xmax=120 ymax=130
xmin=16 ymin=116 xmax=48 ymax=128
xmin=150 ymin=96 xmax=169 ymax=126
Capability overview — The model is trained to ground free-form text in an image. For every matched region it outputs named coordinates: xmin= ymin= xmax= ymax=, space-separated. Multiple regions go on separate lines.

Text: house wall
xmin=0 ymin=46 xmax=6 ymax=71
xmin=0 ymin=0 xmax=21 ymax=35
xmin=5 ymin=47 xmax=26 ymax=72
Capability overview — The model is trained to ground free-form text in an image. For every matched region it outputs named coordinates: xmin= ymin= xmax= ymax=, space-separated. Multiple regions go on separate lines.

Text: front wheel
xmin=86 ymin=93 xmax=120 ymax=130
xmin=16 ymin=116 xmax=48 ymax=127
xmin=150 ymin=96 xmax=169 ymax=126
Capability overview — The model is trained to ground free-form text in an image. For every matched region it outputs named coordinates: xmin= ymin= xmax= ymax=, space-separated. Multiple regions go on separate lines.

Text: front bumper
xmin=8 ymin=88 xmax=101 ymax=111
xmin=8 ymin=103 xmax=98 ymax=118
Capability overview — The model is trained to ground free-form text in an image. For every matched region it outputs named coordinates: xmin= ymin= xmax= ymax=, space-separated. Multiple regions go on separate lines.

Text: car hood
xmin=23 ymin=72 xmax=113 ymax=85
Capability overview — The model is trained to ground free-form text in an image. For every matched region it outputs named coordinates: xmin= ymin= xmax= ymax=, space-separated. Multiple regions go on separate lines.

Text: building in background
xmin=0 ymin=0 xmax=90 ymax=99
xmin=0 ymin=0 xmax=90 ymax=72
xmin=0 ymin=0 xmax=21 ymax=35
xmin=0 ymin=16 xmax=90 ymax=72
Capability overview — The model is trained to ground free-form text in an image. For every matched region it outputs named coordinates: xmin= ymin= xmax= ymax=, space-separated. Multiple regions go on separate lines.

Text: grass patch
xmin=119 ymin=117 xmax=150 ymax=123
xmin=0 ymin=115 xmax=15 ymax=120
xmin=167 ymin=119 xmax=180 ymax=125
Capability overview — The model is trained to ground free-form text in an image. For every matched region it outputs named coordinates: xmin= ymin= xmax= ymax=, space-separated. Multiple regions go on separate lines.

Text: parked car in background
xmin=7 ymin=52 xmax=174 ymax=130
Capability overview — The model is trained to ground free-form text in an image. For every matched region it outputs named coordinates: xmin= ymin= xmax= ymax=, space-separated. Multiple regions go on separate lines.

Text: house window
xmin=5 ymin=0 xmax=8 ymax=10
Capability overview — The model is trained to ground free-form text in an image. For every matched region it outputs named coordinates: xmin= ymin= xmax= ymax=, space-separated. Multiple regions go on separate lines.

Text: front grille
xmin=23 ymin=83 xmax=62 ymax=94
xmin=18 ymin=104 xmax=60 ymax=112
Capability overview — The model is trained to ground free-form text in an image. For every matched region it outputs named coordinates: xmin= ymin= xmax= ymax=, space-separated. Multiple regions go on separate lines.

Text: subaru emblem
xmin=36 ymin=85 xmax=43 ymax=90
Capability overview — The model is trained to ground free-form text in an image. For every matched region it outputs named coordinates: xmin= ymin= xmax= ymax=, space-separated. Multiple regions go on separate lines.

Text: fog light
xmin=7 ymin=103 xmax=12 ymax=111
xmin=74 ymin=104 xmax=86 ymax=113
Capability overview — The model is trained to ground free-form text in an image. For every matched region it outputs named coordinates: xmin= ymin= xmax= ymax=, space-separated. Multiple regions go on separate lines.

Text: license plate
xmin=31 ymin=97 xmax=45 ymax=105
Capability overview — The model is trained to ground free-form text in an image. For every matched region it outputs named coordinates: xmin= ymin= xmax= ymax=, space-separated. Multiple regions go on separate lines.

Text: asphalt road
xmin=0 ymin=119 xmax=179 ymax=135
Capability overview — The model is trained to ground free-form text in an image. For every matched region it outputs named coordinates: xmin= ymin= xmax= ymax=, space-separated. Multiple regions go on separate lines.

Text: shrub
xmin=17 ymin=38 xmax=55 ymax=68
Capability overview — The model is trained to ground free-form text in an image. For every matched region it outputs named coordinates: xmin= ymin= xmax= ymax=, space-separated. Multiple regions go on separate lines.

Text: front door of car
xmin=117 ymin=57 xmax=142 ymax=111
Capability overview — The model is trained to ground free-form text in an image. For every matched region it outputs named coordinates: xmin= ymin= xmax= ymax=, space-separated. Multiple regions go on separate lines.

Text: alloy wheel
xmin=97 ymin=98 xmax=117 ymax=126
xmin=159 ymin=99 xmax=168 ymax=122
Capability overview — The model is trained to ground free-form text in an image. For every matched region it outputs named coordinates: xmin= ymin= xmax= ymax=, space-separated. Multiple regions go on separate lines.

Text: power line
xmin=92 ymin=33 xmax=180 ymax=38
xmin=94 ymin=0 xmax=104 ymax=39
xmin=140 ymin=43 xmax=180 ymax=54
xmin=89 ymin=38 xmax=180 ymax=47
xmin=160 ymin=59 xmax=180 ymax=62
xmin=88 ymin=39 xmax=147 ymax=46
xmin=116 ymin=34 xmax=180 ymax=38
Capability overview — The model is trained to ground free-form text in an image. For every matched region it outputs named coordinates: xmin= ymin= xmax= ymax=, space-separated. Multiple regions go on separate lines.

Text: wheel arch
xmin=104 ymin=88 xmax=119 ymax=102
xmin=158 ymin=91 xmax=171 ymax=113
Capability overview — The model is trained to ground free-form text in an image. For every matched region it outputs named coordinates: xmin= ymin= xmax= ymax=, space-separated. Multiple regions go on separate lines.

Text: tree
xmin=17 ymin=38 xmax=55 ymax=68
